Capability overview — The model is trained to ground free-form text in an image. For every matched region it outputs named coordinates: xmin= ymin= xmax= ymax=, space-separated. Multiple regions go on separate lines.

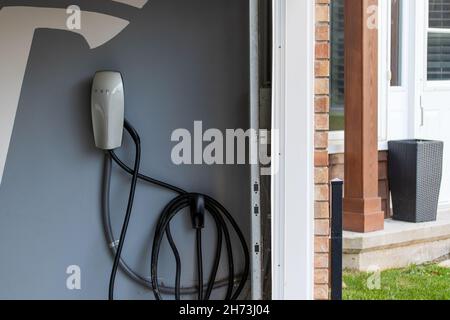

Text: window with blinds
xmin=330 ymin=0 xmax=345 ymax=131
xmin=428 ymin=0 xmax=450 ymax=80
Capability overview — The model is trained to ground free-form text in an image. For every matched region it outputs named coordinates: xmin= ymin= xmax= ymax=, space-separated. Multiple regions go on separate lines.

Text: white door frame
xmin=413 ymin=0 xmax=450 ymax=208
xmin=271 ymin=0 xmax=315 ymax=300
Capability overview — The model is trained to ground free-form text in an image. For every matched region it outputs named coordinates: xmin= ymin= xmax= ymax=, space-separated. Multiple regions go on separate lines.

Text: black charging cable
xmin=105 ymin=120 xmax=249 ymax=300
xmin=108 ymin=120 xmax=141 ymax=300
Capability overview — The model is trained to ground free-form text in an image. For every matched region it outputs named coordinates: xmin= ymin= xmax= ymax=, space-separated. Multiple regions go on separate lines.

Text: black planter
xmin=388 ymin=140 xmax=444 ymax=223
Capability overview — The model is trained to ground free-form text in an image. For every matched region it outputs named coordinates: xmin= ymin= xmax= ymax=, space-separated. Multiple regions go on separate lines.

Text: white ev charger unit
xmin=91 ymin=71 xmax=250 ymax=301
xmin=91 ymin=71 xmax=125 ymax=150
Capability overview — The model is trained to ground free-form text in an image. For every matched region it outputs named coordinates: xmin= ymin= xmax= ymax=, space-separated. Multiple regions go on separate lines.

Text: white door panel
xmin=420 ymin=101 xmax=450 ymax=206
xmin=388 ymin=90 xmax=409 ymax=140
xmin=418 ymin=0 xmax=450 ymax=207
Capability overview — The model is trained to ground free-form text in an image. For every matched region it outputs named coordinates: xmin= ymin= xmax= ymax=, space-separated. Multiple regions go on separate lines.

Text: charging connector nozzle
xmin=190 ymin=194 xmax=205 ymax=229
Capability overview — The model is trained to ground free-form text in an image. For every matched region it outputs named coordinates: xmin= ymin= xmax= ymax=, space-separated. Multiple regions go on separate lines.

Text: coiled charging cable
xmin=104 ymin=120 xmax=250 ymax=300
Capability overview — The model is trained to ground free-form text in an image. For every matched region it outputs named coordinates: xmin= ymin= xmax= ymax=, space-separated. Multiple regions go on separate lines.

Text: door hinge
xmin=254 ymin=204 xmax=259 ymax=215
xmin=253 ymin=182 xmax=259 ymax=193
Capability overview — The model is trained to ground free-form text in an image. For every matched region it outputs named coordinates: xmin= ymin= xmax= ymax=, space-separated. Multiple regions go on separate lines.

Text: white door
xmin=418 ymin=0 xmax=450 ymax=207
xmin=386 ymin=0 xmax=410 ymax=141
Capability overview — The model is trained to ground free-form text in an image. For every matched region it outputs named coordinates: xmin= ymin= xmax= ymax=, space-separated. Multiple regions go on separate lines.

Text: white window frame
xmin=271 ymin=0 xmax=315 ymax=300
xmin=388 ymin=0 xmax=408 ymax=91
xmin=421 ymin=0 xmax=450 ymax=90
xmin=386 ymin=0 xmax=417 ymax=141
xmin=329 ymin=0 xmax=390 ymax=153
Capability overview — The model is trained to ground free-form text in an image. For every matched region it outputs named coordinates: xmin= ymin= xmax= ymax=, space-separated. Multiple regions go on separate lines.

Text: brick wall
xmin=314 ymin=0 xmax=331 ymax=300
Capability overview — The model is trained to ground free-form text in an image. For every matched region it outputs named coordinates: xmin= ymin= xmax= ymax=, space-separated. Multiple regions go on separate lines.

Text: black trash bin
xmin=388 ymin=140 xmax=444 ymax=223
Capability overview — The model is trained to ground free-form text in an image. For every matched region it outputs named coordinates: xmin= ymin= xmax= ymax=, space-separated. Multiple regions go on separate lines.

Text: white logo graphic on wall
xmin=0 ymin=1 xmax=149 ymax=186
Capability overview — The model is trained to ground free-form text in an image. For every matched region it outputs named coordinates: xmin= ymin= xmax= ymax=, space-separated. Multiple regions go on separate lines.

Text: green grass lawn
xmin=330 ymin=113 xmax=344 ymax=132
xmin=343 ymin=264 xmax=450 ymax=300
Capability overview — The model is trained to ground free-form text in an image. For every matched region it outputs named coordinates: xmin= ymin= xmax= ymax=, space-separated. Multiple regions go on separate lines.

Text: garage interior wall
xmin=0 ymin=0 xmax=252 ymax=299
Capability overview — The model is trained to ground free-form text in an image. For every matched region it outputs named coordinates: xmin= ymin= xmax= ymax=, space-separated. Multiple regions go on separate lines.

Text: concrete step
xmin=343 ymin=211 xmax=450 ymax=271
xmin=439 ymin=260 xmax=450 ymax=268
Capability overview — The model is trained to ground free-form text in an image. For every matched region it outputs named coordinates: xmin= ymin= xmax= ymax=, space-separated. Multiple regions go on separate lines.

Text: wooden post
xmin=343 ymin=0 xmax=384 ymax=232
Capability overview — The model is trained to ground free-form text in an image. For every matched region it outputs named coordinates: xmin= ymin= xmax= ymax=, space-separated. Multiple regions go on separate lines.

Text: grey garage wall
xmin=0 ymin=0 xmax=250 ymax=299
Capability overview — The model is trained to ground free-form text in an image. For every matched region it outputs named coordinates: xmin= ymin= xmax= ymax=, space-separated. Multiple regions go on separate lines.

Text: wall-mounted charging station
xmin=92 ymin=70 xmax=250 ymax=300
